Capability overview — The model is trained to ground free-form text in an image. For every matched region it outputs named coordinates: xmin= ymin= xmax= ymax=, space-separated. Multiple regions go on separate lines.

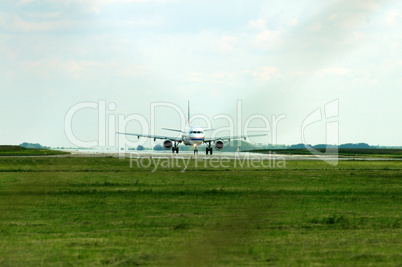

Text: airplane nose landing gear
xmin=194 ymin=145 xmax=199 ymax=155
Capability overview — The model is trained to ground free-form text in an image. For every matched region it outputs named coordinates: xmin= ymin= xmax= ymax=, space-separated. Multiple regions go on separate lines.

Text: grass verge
xmin=0 ymin=146 xmax=70 ymax=156
xmin=0 ymin=157 xmax=400 ymax=265
xmin=248 ymin=148 xmax=402 ymax=158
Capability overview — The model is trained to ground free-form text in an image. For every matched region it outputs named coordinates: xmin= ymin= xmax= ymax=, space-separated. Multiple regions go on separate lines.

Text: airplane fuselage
xmin=182 ymin=126 xmax=205 ymax=146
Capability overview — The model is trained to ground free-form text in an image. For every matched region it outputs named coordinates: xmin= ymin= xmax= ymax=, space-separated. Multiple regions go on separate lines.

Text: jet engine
xmin=214 ymin=140 xmax=224 ymax=150
xmin=163 ymin=140 xmax=173 ymax=150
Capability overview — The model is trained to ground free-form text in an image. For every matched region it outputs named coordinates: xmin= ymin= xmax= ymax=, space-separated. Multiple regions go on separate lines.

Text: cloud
xmin=309 ymin=22 xmax=322 ymax=32
xmin=254 ymin=29 xmax=282 ymax=50
xmin=113 ymin=16 xmax=166 ymax=29
xmin=114 ymin=65 xmax=149 ymax=78
xmin=21 ymin=59 xmax=119 ymax=78
xmin=249 ymin=66 xmax=278 ymax=81
xmin=320 ymin=67 xmax=349 ymax=75
xmin=1 ymin=10 xmax=164 ymax=33
xmin=384 ymin=10 xmax=400 ymax=27
xmin=292 ymin=67 xmax=349 ymax=76
xmin=186 ymin=71 xmax=237 ymax=83
xmin=19 ymin=0 xmax=177 ymax=14
xmin=217 ymin=36 xmax=238 ymax=53
xmin=187 ymin=66 xmax=278 ymax=84
xmin=0 ymin=12 xmax=74 ymax=32
xmin=286 ymin=19 xmax=298 ymax=27
xmin=61 ymin=60 xmax=118 ymax=73
xmin=328 ymin=14 xmax=337 ymax=21
xmin=248 ymin=19 xmax=265 ymax=30
xmin=12 ymin=16 xmax=74 ymax=32
xmin=18 ymin=0 xmax=37 ymax=4
xmin=26 ymin=12 xmax=61 ymax=19
xmin=348 ymin=0 xmax=380 ymax=11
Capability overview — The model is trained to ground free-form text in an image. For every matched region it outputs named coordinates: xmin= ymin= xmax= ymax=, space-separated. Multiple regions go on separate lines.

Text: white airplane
xmin=117 ymin=101 xmax=266 ymax=155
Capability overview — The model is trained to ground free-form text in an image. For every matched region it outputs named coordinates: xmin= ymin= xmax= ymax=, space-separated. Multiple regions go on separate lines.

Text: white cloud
xmin=352 ymin=0 xmax=380 ymax=11
xmin=19 ymin=0 xmax=177 ymax=14
xmin=114 ymin=16 xmax=166 ymax=29
xmin=339 ymin=31 xmax=365 ymax=47
xmin=186 ymin=71 xmax=237 ymax=83
xmin=292 ymin=67 xmax=349 ymax=76
xmin=249 ymin=66 xmax=278 ymax=81
xmin=328 ymin=14 xmax=337 ymax=21
xmin=12 ymin=16 xmax=74 ymax=32
xmin=320 ymin=67 xmax=349 ymax=75
xmin=1 ymin=9 xmax=163 ymax=33
xmin=254 ymin=29 xmax=282 ymax=50
xmin=27 ymin=12 xmax=61 ymax=19
xmin=217 ymin=36 xmax=238 ymax=53
xmin=114 ymin=65 xmax=149 ymax=78
xmin=248 ymin=19 xmax=265 ymax=30
xmin=21 ymin=59 xmax=119 ymax=78
xmin=18 ymin=0 xmax=36 ymax=4
xmin=61 ymin=60 xmax=117 ymax=73
xmin=286 ymin=19 xmax=298 ymax=27
xmin=309 ymin=22 xmax=322 ymax=32
xmin=384 ymin=10 xmax=400 ymax=26
xmin=0 ymin=12 xmax=74 ymax=32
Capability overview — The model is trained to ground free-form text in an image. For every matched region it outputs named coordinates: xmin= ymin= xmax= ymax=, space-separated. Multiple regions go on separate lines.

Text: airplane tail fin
xmin=188 ymin=100 xmax=190 ymax=125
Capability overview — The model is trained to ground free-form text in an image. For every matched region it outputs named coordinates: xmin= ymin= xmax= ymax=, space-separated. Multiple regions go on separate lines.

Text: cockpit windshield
xmin=190 ymin=131 xmax=204 ymax=134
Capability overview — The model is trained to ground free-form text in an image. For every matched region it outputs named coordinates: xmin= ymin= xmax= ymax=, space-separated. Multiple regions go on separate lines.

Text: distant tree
xmin=20 ymin=142 xmax=50 ymax=149
xmin=137 ymin=145 xmax=144 ymax=151
xmin=339 ymin=143 xmax=372 ymax=149
xmin=219 ymin=140 xmax=258 ymax=152
xmin=313 ymin=144 xmax=338 ymax=149
xmin=289 ymin=143 xmax=310 ymax=149
xmin=266 ymin=144 xmax=289 ymax=149
xmin=153 ymin=144 xmax=164 ymax=151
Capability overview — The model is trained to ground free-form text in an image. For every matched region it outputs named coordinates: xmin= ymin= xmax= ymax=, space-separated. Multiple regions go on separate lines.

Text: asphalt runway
xmin=63 ymin=150 xmax=401 ymax=161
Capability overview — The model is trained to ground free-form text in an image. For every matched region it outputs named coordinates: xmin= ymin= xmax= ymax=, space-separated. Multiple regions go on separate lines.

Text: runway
xmin=63 ymin=150 xmax=401 ymax=161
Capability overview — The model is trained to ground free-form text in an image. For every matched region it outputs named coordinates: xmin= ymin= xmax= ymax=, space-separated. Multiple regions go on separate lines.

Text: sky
xmin=0 ymin=0 xmax=401 ymax=148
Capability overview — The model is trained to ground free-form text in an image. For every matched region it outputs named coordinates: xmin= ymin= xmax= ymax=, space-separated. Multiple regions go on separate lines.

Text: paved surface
xmin=60 ymin=150 xmax=401 ymax=161
xmin=4 ymin=149 xmax=400 ymax=161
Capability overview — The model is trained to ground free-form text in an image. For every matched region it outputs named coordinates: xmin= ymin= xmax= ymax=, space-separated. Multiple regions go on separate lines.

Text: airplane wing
xmin=161 ymin=128 xmax=184 ymax=133
xmin=116 ymin=132 xmax=183 ymax=142
xmin=203 ymin=134 xmax=267 ymax=143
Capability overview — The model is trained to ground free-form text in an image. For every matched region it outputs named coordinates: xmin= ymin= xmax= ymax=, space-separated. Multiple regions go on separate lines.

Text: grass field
xmin=0 ymin=146 xmax=70 ymax=156
xmin=0 ymin=156 xmax=401 ymax=266
xmin=249 ymin=148 xmax=402 ymax=158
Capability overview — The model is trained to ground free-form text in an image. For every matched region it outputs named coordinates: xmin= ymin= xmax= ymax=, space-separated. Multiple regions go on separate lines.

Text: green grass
xmin=0 ymin=157 xmax=401 ymax=266
xmin=249 ymin=148 xmax=402 ymax=158
xmin=0 ymin=146 xmax=70 ymax=156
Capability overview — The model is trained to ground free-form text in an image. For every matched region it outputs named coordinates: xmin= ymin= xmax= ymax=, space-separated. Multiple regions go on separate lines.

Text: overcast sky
xmin=0 ymin=0 xmax=401 ymax=147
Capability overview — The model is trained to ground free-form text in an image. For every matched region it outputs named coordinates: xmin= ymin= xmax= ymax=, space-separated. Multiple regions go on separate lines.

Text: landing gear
xmin=205 ymin=141 xmax=213 ymax=155
xmin=172 ymin=147 xmax=179 ymax=153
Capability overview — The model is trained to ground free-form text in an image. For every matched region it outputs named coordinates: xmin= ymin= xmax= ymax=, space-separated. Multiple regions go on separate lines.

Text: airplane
xmin=117 ymin=101 xmax=266 ymax=155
